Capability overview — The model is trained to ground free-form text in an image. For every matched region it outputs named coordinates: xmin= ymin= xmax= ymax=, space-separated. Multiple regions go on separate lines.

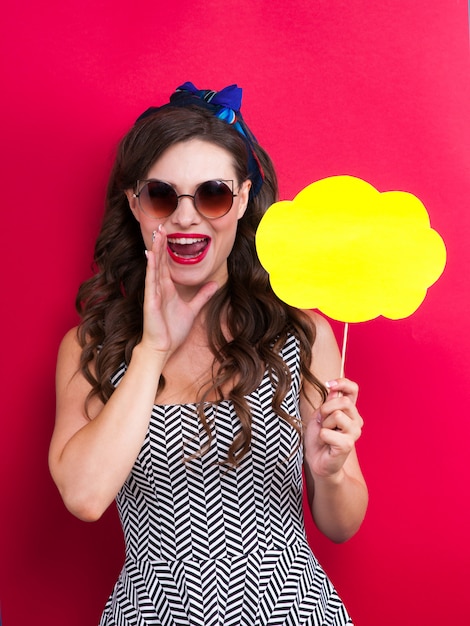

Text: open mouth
xmin=167 ymin=235 xmax=211 ymax=264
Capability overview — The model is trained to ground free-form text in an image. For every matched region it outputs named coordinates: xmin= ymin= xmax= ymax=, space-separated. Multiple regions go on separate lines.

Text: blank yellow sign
xmin=255 ymin=176 xmax=446 ymax=323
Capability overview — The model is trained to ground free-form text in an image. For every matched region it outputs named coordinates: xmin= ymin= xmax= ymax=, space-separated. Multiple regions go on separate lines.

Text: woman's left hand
xmin=304 ymin=378 xmax=364 ymax=479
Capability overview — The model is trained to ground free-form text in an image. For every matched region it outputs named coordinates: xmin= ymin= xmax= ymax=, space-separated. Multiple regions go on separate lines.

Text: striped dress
xmin=99 ymin=334 xmax=353 ymax=626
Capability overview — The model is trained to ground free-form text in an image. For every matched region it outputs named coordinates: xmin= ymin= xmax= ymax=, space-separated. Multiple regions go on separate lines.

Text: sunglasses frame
xmin=133 ymin=179 xmax=238 ymax=220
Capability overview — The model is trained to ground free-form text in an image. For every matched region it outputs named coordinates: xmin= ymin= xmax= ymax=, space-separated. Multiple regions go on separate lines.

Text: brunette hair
xmin=76 ymin=105 xmax=327 ymax=466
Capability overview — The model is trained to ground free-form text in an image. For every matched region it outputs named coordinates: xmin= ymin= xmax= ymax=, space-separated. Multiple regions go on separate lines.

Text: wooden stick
xmin=340 ymin=322 xmax=349 ymax=378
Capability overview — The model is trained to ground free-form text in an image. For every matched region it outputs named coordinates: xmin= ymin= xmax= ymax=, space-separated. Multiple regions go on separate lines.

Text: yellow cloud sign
xmin=255 ymin=176 xmax=446 ymax=323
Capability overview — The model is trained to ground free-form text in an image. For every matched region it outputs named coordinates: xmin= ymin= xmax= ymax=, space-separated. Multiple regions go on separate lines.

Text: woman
xmin=49 ymin=82 xmax=368 ymax=625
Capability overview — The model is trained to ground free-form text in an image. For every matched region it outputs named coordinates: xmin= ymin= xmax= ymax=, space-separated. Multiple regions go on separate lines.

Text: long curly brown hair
xmin=76 ymin=105 xmax=327 ymax=466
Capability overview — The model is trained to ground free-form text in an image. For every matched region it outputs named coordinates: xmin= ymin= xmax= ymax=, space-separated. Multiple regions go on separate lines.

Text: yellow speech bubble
xmin=255 ymin=176 xmax=447 ymax=323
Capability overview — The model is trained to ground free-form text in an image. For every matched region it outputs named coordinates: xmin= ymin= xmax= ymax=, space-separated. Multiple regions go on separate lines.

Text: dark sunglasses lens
xmin=195 ymin=181 xmax=233 ymax=218
xmin=141 ymin=181 xmax=177 ymax=217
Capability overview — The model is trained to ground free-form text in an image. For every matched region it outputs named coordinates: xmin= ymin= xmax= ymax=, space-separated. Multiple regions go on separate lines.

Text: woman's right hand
xmin=141 ymin=224 xmax=218 ymax=358
xmin=50 ymin=225 xmax=219 ymax=521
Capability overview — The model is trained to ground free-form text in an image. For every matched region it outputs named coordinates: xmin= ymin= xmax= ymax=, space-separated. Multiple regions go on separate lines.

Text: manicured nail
xmin=325 ymin=380 xmax=338 ymax=389
xmin=144 ymin=250 xmax=149 ymax=259
xmin=152 ymin=230 xmax=157 ymax=242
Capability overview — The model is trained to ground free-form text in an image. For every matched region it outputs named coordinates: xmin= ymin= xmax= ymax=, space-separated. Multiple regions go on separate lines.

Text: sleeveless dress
xmin=99 ymin=334 xmax=353 ymax=626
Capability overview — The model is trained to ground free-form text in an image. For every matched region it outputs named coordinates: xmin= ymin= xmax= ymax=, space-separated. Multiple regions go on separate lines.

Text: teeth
xmin=167 ymin=237 xmax=207 ymax=245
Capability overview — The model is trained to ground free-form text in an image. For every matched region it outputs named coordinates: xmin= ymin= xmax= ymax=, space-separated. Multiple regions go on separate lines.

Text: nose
xmin=169 ymin=194 xmax=201 ymax=227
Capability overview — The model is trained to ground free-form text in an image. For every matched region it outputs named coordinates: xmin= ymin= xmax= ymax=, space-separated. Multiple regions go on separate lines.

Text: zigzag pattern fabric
xmin=99 ymin=334 xmax=353 ymax=625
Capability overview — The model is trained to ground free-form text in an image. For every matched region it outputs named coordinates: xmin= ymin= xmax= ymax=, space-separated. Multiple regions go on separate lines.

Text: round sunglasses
xmin=133 ymin=179 xmax=238 ymax=220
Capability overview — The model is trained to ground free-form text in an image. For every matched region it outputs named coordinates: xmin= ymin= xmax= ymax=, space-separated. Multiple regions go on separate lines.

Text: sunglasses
xmin=133 ymin=179 xmax=238 ymax=220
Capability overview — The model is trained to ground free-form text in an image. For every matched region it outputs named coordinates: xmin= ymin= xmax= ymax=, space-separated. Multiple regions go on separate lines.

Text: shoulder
xmin=301 ymin=310 xmax=338 ymax=349
xmin=300 ymin=310 xmax=341 ymax=380
xmin=55 ymin=327 xmax=85 ymax=389
xmin=58 ymin=326 xmax=81 ymax=352
xmin=56 ymin=326 xmax=82 ymax=366
xmin=55 ymin=326 xmax=102 ymax=419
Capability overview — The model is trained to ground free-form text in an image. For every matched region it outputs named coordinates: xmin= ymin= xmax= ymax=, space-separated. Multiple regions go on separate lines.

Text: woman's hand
xmin=141 ymin=225 xmax=218 ymax=357
xmin=304 ymin=378 xmax=364 ymax=480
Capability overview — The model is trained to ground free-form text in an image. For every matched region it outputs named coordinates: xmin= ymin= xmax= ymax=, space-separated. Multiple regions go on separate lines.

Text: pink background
xmin=1 ymin=1 xmax=469 ymax=624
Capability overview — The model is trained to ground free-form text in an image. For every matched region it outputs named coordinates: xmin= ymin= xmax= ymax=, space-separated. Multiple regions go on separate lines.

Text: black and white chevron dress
xmin=99 ymin=334 xmax=353 ymax=626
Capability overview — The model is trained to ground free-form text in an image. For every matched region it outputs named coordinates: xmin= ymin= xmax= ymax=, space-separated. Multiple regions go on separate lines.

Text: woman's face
xmin=127 ymin=139 xmax=251 ymax=300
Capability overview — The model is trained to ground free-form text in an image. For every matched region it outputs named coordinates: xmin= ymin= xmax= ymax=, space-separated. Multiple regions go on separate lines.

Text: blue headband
xmin=136 ymin=82 xmax=265 ymax=197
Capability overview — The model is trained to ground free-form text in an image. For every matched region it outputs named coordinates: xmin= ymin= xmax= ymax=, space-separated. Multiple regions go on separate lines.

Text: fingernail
xmin=144 ymin=250 xmax=149 ymax=259
xmin=325 ymin=380 xmax=338 ymax=389
xmin=152 ymin=230 xmax=157 ymax=242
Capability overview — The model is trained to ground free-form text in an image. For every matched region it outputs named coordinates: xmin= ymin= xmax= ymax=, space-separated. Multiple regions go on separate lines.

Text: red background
xmin=1 ymin=1 xmax=469 ymax=624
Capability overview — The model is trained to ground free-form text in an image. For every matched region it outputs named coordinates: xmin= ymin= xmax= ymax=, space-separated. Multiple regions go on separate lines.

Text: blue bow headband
xmin=136 ymin=82 xmax=265 ymax=197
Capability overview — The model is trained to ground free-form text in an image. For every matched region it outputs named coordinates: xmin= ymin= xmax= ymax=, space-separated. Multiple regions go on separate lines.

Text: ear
xmin=125 ymin=189 xmax=141 ymax=222
xmin=236 ymin=179 xmax=252 ymax=219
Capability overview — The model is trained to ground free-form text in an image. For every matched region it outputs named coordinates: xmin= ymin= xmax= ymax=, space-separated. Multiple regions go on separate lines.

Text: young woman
xmin=49 ymin=82 xmax=367 ymax=625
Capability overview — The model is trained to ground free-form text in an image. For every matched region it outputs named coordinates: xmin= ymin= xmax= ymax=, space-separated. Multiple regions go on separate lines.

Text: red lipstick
xmin=166 ymin=233 xmax=211 ymax=265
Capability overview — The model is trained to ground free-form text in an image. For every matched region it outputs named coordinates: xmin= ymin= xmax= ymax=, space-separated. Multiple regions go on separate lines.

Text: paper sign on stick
xmin=255 ymin=176 xmax=446 ymax=324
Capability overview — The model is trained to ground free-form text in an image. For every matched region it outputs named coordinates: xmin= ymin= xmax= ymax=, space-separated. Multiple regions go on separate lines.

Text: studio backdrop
xmin=1 ymin=1 xmax=469 ymax=624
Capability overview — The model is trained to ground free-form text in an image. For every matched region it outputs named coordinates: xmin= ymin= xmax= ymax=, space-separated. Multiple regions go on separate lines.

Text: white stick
xmin=340 ymin=322 xmax=349 ymax=378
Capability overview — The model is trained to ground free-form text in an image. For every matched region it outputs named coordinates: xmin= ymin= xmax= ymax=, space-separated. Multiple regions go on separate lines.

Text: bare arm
xmin=49 ymin=330 xmax=165 ymax=521
xmin=300 ymin=312 xmax=368 ymax=542
xmin=49 ymin=226 xmax=218 ymax=521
